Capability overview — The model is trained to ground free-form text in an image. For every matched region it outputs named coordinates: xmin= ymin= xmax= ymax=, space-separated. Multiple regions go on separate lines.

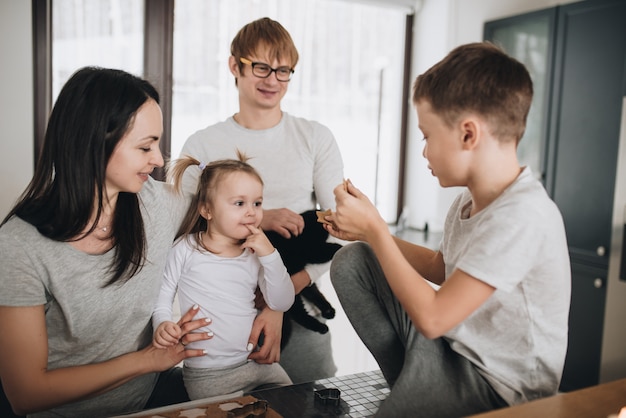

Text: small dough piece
xmin=316 ymin=209 xmax=333 ymax=226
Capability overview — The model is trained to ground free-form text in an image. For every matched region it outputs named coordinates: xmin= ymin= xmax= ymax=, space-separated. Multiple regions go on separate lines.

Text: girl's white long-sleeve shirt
xmin=152 ymin=235 xmax=294 ymax=369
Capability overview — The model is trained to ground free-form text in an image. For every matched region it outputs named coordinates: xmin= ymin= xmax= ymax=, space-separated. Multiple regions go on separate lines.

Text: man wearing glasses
xmin=180 ymin=17 xmax=343 ymax=384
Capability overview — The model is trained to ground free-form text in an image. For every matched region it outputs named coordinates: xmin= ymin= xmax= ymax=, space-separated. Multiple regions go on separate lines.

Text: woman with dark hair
xmin=0 ymin=67 xmax=213 ymax=417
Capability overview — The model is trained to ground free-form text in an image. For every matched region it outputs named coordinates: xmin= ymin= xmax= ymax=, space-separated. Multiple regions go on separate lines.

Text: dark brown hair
xmin=2 ymin=67 xmax=159 ymax=285
xmin=413 ymin=42 xmax=533 ymax=144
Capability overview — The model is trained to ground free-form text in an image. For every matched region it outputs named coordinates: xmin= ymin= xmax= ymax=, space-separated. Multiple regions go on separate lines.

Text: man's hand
xmin=261 ymin=208 xmax=304 ymax=239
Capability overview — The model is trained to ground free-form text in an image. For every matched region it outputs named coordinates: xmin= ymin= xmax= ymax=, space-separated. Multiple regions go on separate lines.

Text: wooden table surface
xmin=469 ymin=378 xmax=626 ymax=418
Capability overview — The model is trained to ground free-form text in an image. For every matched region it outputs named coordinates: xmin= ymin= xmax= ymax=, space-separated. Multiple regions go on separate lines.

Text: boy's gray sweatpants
xmin=330 ymin=242 xmax=507 ymax=418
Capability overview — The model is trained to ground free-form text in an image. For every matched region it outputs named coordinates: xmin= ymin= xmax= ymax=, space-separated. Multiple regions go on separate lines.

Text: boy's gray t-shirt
xmin=442 ymin=167 xmax=571 ymax=406
xmin=0 ymin=178 xmax=188 ymax=417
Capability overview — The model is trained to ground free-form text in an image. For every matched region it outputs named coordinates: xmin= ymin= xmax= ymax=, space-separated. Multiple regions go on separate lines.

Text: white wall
xmin=405 ymin=0 xmax=579 ymax=231
xmin=0 ymin=1 xmax=34 ymax=220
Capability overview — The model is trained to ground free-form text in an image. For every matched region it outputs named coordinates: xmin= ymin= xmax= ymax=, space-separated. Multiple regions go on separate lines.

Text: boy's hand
xmin=326 ymin=179 xmax=385 ymax=242
xmin=241 ymin=224 xmax=275 ymax=257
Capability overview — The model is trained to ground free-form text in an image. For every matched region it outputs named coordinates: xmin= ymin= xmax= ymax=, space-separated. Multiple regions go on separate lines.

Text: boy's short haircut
xmin=413 ymin=42 xmax=533 ymax=144
xmin=231 ymin=17 xmax=299 ymax=71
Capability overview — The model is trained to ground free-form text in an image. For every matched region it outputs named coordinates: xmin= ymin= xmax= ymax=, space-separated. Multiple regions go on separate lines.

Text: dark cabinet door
xmin=483 ymin=8 xmax=556 ymax=184
xmin=560 ymin=262 xmax=607 ymax=392
xmin=547 ymin=0 xmax=626 ymax=267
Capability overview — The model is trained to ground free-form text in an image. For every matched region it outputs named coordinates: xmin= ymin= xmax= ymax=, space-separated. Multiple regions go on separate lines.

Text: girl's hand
xmin=153 ymin=321 xmax=182 ymax=349
xmin=241 ymin=224 xmax=275 ymax=257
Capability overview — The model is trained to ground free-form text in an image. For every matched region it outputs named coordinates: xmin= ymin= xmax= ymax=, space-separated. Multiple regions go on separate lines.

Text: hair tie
xmin=198 ymin=162 xmax=206 ymax=170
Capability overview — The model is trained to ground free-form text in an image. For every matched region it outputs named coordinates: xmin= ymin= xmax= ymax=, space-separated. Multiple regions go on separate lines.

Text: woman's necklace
xmin=94 ymin=221 xmax=111 ymax=238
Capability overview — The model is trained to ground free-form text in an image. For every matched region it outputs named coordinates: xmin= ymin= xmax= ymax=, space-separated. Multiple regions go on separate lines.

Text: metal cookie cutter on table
xmin=314 ymin=388 xmax=341 ymax=406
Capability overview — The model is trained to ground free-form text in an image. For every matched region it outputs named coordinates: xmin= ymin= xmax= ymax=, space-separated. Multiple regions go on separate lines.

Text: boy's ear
xmin=460 ymin=118 xmax=480 ymax=150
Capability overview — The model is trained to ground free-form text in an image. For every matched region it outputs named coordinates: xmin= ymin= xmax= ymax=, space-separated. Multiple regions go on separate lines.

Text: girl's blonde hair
xmin=168 ymin=149 xmax=263 ymax=244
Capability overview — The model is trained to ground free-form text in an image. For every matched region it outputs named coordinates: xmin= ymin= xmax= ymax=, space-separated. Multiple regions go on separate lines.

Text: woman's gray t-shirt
xmin=0 ymin=178 xmax=188 ymax=417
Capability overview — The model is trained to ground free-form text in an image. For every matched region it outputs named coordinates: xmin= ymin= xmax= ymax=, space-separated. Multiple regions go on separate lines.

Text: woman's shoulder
xmin=0 ymin=215 xmax=40 ymax=243
xmin=0 ymin=216 xmax=62 ymax=299
xmin=140 ymin=177 xmax=186 ymax=205
xmin=140 ymin=177 xmax=190 ymax=226
xmin=140 ymin=175 xmax=172 ymax=195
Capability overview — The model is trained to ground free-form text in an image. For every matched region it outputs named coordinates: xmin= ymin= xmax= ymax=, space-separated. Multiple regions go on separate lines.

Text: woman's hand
xmin=176 ymin=304 xmax=213 ymax=348
xmin=145 ymin=305 xmax=212 ymax=373
xmin=247 ymin=307 xmax=283 ymax=364
xmin=0 ymin=304 xmax=213 ymax=415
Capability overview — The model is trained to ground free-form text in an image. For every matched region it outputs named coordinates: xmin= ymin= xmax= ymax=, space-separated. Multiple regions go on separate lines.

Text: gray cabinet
xmin=565 ymin=262 xmax=607 ymax=390
xmin=548 ymin=0 xmax=625 ymax=268
xmin=485 ymin=0 xmax=626 ymax=392
xmin=484 ymin=8 xmax=556 ymax=183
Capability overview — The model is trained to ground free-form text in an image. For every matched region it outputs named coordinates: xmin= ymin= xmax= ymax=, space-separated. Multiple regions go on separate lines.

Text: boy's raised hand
xmin=241 ymin=224 xmax=275 ymax=257
xmin=326 ymin=179 xmax=387 ymax=242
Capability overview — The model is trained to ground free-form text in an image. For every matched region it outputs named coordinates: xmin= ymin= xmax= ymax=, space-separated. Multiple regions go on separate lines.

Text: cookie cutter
xmin=226 ymin=399 xmax=268 ymax=418
xmin=314 ymin=387 xmax=341 ymax=406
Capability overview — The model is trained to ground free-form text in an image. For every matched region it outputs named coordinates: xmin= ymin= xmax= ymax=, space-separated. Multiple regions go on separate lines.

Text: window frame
xmin=32 ymin=0 xmax=412 ymax=221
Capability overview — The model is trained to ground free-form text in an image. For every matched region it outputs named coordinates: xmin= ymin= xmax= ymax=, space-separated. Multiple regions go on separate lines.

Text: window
xmin=52 ymin=0 xmax=144 ymax=100
xmin=171 ymin=0 xmax=407 ymax=221
xmin=39 ymin=0 xmax=411 ymax=222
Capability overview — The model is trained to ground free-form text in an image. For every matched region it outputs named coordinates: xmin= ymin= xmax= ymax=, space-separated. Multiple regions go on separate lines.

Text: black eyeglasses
xmin=239 ymin=57 xmax=294 ymax=82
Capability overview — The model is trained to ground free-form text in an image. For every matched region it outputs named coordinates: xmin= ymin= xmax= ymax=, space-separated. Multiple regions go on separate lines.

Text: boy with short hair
xmin=326 ymin=42 xmax=571 ymax=417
